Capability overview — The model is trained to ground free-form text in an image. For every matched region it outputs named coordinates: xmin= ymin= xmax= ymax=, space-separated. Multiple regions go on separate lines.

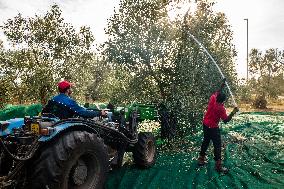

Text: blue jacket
xmin=42 ymin=93 xmax=101 ymax=119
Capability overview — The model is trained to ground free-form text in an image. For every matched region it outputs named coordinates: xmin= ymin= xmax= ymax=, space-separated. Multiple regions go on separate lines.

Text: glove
xmin=100 ymin=110 xmax=107 ymax=117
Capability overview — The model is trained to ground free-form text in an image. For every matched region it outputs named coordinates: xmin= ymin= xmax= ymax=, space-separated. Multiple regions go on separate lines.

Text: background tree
xmin=0 ymin=40 xmax=10 ymax=108
xmin=249 ymin=48 xmax=284 ymax=108
xmin=0 ymin=49 xmax=30 ymax=104
xmin=236 ymin=79 xmax=253 ymax=103
xmin=1 ymin=5 xmax=95 ymax=104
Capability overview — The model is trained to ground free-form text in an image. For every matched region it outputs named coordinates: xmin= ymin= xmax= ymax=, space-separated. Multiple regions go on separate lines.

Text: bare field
xmin=234 ymin=99 xmax=284 ymax=112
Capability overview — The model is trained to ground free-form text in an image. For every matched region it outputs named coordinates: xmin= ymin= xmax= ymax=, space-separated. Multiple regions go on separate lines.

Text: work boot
xmin=215 ymin=159 xmax=229 ymax=174
xmin=197 ymin=156 xmax=207 ymax=166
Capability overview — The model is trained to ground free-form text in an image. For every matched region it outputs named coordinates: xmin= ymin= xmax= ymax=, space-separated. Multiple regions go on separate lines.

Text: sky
xmin=0 ymin=0 xmax=283 ymax=79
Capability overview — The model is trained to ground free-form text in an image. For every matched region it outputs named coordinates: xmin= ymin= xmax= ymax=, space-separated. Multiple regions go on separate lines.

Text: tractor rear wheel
xmin=29 ymin=131 xmax=108 ymax=189
xmin=133 ymin=132 xmax=156 ymax=168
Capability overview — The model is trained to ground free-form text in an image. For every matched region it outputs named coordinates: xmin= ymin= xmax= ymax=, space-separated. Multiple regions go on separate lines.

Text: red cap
xmin=58 ymin=80 xmax=73 ymax=92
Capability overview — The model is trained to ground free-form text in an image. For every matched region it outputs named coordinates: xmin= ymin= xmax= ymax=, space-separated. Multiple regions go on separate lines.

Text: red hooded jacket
xmin=203 ymin=91 xmax=228 ymax=128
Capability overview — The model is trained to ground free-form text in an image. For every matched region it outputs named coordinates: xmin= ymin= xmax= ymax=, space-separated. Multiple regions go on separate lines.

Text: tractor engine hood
xmin=0 ymin=118 xmax=24 ymax=137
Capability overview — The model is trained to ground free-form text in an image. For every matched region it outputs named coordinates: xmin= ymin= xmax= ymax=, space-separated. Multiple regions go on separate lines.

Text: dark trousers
xmin=200 ymin=124 xmax=221 ymax=161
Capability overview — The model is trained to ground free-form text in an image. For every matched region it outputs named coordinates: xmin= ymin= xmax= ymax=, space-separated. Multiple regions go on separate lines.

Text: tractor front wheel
xmin=133 ymin=132 xmax=156 ymax=168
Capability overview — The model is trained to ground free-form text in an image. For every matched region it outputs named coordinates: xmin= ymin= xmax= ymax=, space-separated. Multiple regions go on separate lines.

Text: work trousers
xmin=199 ymin=124 xmax=221 ymax=161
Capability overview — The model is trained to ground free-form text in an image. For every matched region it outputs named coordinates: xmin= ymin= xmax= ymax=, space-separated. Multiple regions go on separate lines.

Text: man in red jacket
xmin=198 ymin=79 xmax=239 ymax=173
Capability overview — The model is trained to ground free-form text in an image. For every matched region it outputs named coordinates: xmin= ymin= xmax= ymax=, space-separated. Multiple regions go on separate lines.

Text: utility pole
xmin=244 ymin=18 xmax=248 ymax=81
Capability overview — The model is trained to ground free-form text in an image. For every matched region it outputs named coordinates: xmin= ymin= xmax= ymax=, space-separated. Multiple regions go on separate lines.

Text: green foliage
xmin=0 ymin=4 xmax=96 ymax=105
xmin=236 ymin=79 xmax=252 ymax=103
xmin=252 ymin=95 xmax=267 ymax=109
xmin=171 ymin=1 xmax=237 ymax=135
xmin=248 ymin=48 xmax=284 ymax=107
xmin=103 ymin=0 xmax=175 ymax=102
xmin=0 ymin=104 xmax=42 ymax=121
xmin=0 ymin=70 xmax=9 ymax=108
xmin=0 ymin=42 xmax=6 ymax=107
xmin=103 ymin=0 xmax=237 ymax=136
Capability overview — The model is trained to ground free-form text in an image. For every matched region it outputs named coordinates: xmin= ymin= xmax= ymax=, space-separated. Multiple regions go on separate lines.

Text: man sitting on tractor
xmin=42 ymin=80 xmax=106 ymax=119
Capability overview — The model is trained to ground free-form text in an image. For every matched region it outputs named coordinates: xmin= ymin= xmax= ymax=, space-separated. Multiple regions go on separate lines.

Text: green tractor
xmin=0 ymin=103 xmax=159 ymax=189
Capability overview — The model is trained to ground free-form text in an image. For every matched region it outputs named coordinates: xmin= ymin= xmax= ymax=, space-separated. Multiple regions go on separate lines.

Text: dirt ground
xmin=233 ymin=101 xmax=284 ymax=112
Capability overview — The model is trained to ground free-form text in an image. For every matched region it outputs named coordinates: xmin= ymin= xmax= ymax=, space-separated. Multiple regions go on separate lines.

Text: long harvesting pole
xmin=187 ymin=32 xmax=238 ymax=107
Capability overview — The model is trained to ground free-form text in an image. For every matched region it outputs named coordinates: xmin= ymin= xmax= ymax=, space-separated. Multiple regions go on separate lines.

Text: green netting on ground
xmin=0 ymin=104 xmax=42 ymax=121
xmin=106 ymin=113 xmax=284 ymax=189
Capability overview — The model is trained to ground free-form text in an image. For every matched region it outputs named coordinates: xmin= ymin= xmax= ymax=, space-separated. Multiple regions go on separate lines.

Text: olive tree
xmin=1 ymin=5 xmax=95 ymax=104
xmin=103 ymin=0 xmax=238 ymax=136
xmin=249 ymin=48 xmax=284 ymax=108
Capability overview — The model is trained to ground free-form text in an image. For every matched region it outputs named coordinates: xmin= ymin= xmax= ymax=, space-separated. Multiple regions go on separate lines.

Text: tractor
xmin=0 ymin=103 xmax=158 ymax=189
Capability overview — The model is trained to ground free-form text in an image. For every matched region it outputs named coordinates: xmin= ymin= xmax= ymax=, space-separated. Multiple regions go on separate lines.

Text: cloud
xmin=0 ymin=1 xmax=7 ymax=10
xmin=214 ymin=0 xmax=284 ymax=78
xmin=0 ymin=0 xmax=120 ymax=45
xmin=1 ymin=0 xmax=283 ymax=78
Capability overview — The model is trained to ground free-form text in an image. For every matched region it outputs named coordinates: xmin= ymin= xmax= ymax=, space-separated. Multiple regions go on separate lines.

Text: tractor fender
xmin=39 ymin=121 xmax=99 ymax=142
